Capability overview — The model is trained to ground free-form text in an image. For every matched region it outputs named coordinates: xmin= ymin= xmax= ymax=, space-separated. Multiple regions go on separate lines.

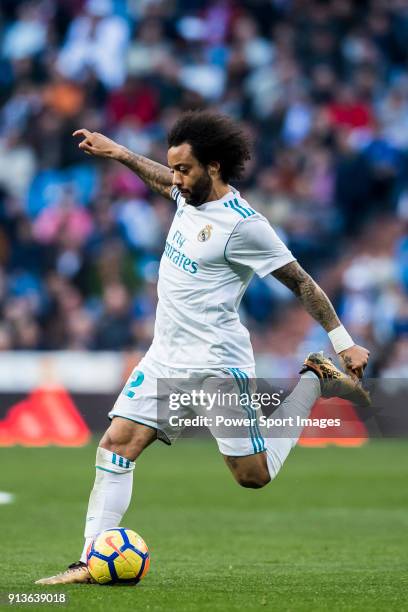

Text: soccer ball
xmin=87 ymin=528 xmax=150 ymax=585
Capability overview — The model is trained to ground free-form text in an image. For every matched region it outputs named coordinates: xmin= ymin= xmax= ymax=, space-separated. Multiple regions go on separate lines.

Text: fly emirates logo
xmin=163 ymin=230 xmax=199 ymax=275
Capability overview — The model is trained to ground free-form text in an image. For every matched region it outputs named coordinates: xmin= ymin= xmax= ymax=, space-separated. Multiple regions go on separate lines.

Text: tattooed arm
xmin=73 ymin=129 xmax=173 ymax=199
xmin=272 ymin=261 xmax=369 ymax=376
xmin=272 ymin=261 xmax=340 ymax=332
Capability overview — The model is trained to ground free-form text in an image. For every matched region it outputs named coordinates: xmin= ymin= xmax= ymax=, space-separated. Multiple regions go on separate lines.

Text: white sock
xmin=265 ymin=371 xmax=321 ymax=480
xmin=80 ymin=447 xmax=135 ymax=563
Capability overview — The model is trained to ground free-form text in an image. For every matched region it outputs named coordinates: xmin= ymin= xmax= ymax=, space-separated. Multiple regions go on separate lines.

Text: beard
xmin=184 ymin=171 xmax=212 ymax=206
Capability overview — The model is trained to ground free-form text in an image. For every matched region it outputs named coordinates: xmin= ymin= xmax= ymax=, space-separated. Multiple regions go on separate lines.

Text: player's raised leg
xmin=223 ymin=352 xmax=370 ymax=488
xmin=35 ymin=419 xmax=156 ymax=585
xmin=222 ymin=369 xmax=319 ymax=488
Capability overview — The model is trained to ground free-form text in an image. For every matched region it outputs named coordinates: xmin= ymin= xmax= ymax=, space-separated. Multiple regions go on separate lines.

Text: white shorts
xmin=109 ymin=356 xmax=266 ymax=457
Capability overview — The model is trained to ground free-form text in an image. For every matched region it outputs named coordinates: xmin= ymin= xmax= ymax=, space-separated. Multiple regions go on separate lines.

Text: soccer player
xmin=36 ymin=111 xmax=370 ymax=584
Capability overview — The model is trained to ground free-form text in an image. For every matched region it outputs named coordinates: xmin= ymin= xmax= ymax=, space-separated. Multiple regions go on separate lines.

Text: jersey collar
xmin=189 ymin=187 xmax=238 ymax=210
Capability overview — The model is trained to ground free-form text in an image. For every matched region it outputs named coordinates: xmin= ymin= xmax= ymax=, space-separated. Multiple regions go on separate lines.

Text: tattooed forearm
xmin=117 ymin=147 xmax=173 ymax=199
xmin=272 ymin=261 xmax=340 ymax=332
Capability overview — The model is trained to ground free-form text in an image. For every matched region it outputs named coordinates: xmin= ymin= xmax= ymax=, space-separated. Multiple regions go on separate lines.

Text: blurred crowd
xmin=0 ymin=0 xmax=408 ymax=377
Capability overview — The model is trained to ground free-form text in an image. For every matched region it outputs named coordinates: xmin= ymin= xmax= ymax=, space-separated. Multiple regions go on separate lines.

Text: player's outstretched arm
xmin=272 ymin=261 xmax=370 ymax=378
xmin=73 ymin=129 xmax=173 ymax=200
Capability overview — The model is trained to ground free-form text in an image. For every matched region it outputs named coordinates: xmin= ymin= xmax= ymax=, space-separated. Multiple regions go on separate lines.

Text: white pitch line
xmin=0 ymin=491 xmax=14 ymax=504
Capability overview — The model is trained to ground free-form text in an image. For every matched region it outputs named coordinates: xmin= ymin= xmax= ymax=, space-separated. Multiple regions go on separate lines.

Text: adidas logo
xmin=299 ymin=397 xmax=368 ymax=447
xmin=0 ymin=387 xmax=91 ymax=447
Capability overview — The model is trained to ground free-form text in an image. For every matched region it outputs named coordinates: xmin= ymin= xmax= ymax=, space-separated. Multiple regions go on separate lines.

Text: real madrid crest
xmin=197 ymin=224 xmax=213 ymax=242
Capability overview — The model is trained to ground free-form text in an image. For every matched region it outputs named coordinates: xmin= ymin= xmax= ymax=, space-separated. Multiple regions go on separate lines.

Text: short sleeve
xmin=170 ymin=186 xmax=186 ymax=209
xmin=225 ymin=217 xmax=296 ymax=277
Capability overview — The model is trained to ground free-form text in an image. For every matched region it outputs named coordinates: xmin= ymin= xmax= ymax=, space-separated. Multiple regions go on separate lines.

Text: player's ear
xmin=208 ymin=161 xmax=221 ymax=178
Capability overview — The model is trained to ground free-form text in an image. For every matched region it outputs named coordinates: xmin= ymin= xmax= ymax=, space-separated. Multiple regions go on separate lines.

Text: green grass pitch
xmin=0 ymin=439 xmax=407 ymax=611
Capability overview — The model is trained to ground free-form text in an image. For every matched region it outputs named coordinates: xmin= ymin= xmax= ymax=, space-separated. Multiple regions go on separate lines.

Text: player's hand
xmin=72 ymin=129 xmax=121 ymax=159
xmin=339 ymin=344 xmax=370 ymax=380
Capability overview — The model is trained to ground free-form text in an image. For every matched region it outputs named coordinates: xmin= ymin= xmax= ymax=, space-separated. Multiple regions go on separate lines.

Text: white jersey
xmin=146 ymin=186 xmax=296 ymax=368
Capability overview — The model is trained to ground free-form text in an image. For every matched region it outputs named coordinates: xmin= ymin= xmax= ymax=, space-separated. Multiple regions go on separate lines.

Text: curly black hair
xmin=167 ymin=110 xmax=251 ymax=183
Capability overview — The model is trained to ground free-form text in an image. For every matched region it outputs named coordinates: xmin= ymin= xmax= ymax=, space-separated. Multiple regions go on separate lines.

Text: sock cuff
xmin=95 ymin=447 xmax=135 ymax=473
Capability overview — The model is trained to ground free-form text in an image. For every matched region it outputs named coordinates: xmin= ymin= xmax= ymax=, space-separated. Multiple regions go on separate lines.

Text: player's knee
xmin=99 ymin=418 xmax=156 ymax=461
xmin=99 ymin=428 xmax=130 ymax=453
xmin=235 ymin=469 xmax=271 ymax=489
xmin=99 ymin=431 xmax=144 ymax=463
